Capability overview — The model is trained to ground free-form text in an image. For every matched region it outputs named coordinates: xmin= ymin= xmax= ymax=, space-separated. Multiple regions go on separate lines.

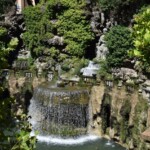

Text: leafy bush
xmin=105 ymin=25 xmax=133 ymax=67
xmin=23 ymin=0 xmax=94 ymax=59
xmin=131 ymin=97 xmax=148 ymax=148
xmin=0 ymin=27 xmax=18 ymax=69
xmin=0 ymin=0 xmax=13 ymax=16
xmin=0 ymin=26 xmax=36 ymax=149
xmin=0 ymin=87 xmax=36 ymax=150
xmin=57 ymin=8 xmax=94 ymax=56
xmin=62 ymin=57 xmax=89 ymax=75
xmin=98 ymin=0 xmax=123 ymax=11
xmin=133 ymin=6 xmax=150 ymax=63
xmin=8 ymin=37 xmax=19 ymax=50
xmin=97 ymin=60 xmax=110 ymax=79
xmin=23 ymin=5 xmax=50 ymax=56
xmin=97 ymin=0 xmax=149 ymax=12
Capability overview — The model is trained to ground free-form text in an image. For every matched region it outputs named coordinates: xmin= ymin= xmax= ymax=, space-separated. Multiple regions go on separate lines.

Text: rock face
xmin=88 ymin=84 xmax=105 ymax=136
xmin=17 ymin=48 xmax=31 ymax=59
xmin=142 ymin=80 xmax=150 ymax=103
xmin=112 ymin=68 xmax=138 ymax=80
xmin=141 ymin=128 xmax=150 ymax=142
xmin=90 ymin=7 xmax=101 ymax=36
xmin=2 ymin=6 xmax=24 ymax=37
xmin=0 ymin=5 xmax=26 ymax=66
xmin=8 ymin=71 xmax=46 ymax=115
xmin=46 ymin=36 xmax=64 ymax=46
xmin=89 ymin=83 xmax=150 ymax=149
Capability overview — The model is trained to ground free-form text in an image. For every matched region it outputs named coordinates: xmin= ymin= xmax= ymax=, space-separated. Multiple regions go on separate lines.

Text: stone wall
xmin=89 ymin=82 xmax=150 ymax=150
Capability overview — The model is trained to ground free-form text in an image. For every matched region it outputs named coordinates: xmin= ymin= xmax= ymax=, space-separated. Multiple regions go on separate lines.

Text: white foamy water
xmin=105 ymin=140 xmax=115 ymax=147
xmin=31 ymin=132 xmax=100 ymax=145
xmin=105 ymin=141 xmax=112 ymax=146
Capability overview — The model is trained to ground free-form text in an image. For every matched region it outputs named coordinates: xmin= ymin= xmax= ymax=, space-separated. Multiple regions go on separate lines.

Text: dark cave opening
xmin=85 ymin=37 xmax=98 ymax=59
xmin=100 ymin=93 xmax=111 ymax=133
xmin=101 ymin=104 xmax=111 ymax=132
xmin=24 ymin=89 xmax=33 ymax=113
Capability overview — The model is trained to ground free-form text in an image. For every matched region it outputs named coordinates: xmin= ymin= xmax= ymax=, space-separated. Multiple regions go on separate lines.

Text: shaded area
xmin=100 ymin=93 xmax=111 ymax=133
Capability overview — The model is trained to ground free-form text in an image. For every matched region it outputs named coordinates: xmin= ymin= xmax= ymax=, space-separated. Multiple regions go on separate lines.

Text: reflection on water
xmin=36 ymin=135 xmax=126 ymax=150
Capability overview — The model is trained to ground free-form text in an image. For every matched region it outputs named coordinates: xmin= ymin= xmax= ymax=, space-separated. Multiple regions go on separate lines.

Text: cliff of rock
xmin=89 ymin=83 xmax=150 ymax=149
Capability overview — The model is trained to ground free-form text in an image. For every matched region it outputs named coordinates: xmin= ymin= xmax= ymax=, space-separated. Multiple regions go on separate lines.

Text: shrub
xmin=133 ymin=6 xmax=150 ymax=63
xmin=23 ymin=0 xmax=94 ymax=60
xmin=105 ymin=25 xmax=133 ymax=67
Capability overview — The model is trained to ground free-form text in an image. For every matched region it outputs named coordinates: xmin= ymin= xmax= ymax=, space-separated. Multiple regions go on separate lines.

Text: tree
xmin=0 ymin=0 xmax=14 ymax=16
xmin=0 ymin=27 xmax=19 ymax=69
xmin=97 ymin=0 xmax=146 ymax=11
xmin=0 ymin=91 xmax=36 ymax=150
xmin=23 ymin=0 xmax=94 ymax=59
xmin=97 ymin=0 xmax=150 ymax=25
xmin=105 ymin=25 xmax=133 ymax=67
xmin=132 ymin=6 xmax=150 ymax=63
xmin=0 ymin=26 xmax=36 ymax=149
xmin=57 ymin=8 xmax=94 ymax=57
xmin=98 ymin=0 xmax=126 ymax=11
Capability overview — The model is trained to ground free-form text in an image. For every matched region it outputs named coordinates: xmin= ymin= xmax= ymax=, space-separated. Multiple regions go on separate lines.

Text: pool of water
xmin=36 ymin=135 xmax=126 ymax=150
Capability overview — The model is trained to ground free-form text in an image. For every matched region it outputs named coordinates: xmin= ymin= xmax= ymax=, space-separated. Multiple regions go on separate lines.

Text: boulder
xmin=143 ymin=80 xmax=150 ymax=87
xmin=112 ymin=68 xmax=138 ymax=80
xmin=47 ymin=36 xmax=64 ymax=46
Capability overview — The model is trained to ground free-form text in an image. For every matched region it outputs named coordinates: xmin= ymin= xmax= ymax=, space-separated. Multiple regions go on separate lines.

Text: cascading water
xmin=28 ymin=83 xmax=89 ymax=137
xmin=28 ymin=83 xmax=126 ymax=150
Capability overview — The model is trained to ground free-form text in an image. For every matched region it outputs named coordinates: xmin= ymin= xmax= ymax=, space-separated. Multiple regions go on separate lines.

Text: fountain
xmin=28 ymin=82 xmax=126 ymax=150
xmin=28 ymin=83 xmax=89 ymax=137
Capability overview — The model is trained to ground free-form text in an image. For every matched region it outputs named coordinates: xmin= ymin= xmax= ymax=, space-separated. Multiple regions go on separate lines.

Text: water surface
xmin=36 ymin=136 xmax=126 ymax=150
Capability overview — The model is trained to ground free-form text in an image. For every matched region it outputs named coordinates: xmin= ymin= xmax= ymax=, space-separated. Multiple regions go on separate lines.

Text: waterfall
xmin=28 ymin=84 xmax=90 ymax=137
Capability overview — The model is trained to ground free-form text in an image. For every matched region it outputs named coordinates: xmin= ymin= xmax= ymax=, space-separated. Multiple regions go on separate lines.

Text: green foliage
xmin=120 ymin=120 xmax=128 ymax=143
xmin=0 ymin=27 xmax=7 ymax=39
xmin=97 ymin=0 xmax=150 ymax=11
xmin=23 ymin=5 xmax=51 ymax=55
xmin=120 ymin=99 xmax=131 ymax=121
xmin=0 ymin=88 xmax=36 ymax=150
xmin=23 ymin=0 xmax=94 ymax=59
xmin=57 ymin=7 xmax=94 ymax=56
xmin=11 ymin=117 xmax=36 ymax=150
xmin=0 ymin=26 xmax=36 ymax=150
xmin=8 ymin=38 xmax=19 ymax=50
xmin=98 ymin=0 xmax=123 ymax=11
xmin=105 ymin=25 xmax=133 ymax=67
xmin=131 ymin=97 xmax=148 ymax=147
xmin=73 ymin=58 xmax=89 ymax=75
xmin=49 ymin=47 xmax=59 ymax=58
xmin=98 ymin=0 xmax=137 ymax=11
xmin=62 ymin=57 xmax=89 ymax=76
xmin=97 ymin=60 xmax=110 ymax=79
xmin=0 ymin=27 xmax=17 ymax=69
xmin=0 ymin=0 xmax=13 ymax=16
xmin=119 ymin=99 xmax=131 ymax=143
xmin=133 ymin=6 xmax=150 ymax=64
